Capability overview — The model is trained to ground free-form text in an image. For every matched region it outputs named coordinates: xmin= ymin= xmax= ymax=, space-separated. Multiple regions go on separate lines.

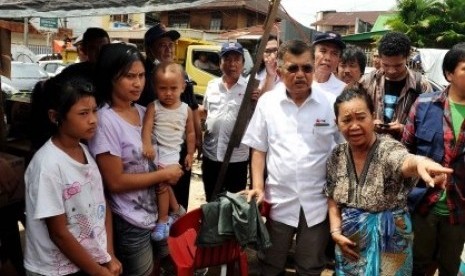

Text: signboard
xmin=40 ymin=18 xmax=58 ymax=29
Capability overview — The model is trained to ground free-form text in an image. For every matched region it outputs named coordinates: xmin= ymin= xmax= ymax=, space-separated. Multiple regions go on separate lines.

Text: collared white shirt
xmin=202 ymin=75 xmax=249 ymax=162
xmin=242 ymin=84 xmax=344 ymax=228
xmin=312 ymin=72 xmax=346 ymax=97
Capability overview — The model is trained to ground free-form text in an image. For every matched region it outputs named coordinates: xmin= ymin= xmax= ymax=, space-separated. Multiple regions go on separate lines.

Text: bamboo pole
xmin=211 ymin=0 xmax=282 ymax=200
xmin=0 ymin=27 xmax=11 ymax=146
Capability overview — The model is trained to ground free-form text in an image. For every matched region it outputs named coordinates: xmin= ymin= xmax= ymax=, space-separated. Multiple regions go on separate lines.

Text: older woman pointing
xmin=325 ymin=84 xmax=452 ymax=275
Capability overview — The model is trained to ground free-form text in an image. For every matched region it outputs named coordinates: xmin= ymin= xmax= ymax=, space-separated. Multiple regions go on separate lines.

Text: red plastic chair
xmin=167 ymin=208 xmax=248 ymax=276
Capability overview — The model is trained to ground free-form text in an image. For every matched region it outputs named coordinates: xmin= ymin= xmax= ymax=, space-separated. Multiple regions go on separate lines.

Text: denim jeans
xmin=26 ymin=269 xmax=88 ymax=276
xmin=113 ymin=213 xmax=165 ymax=276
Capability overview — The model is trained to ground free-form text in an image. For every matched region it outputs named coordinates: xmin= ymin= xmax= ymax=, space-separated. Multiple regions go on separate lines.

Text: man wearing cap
xmin=60 ymin=27 xmax=110 ymax=77
xmin=138 ymin=23 xmax=182 ymax=106
xmin=72 ymin=34 xmax=86 ymax=62
xmin=312 ymin=31 xmax=346 ymax=97
xmin=201 ymin=41 xmax=250 ymax=202
xmin=137 ymin=24 xmax=202 ymax=211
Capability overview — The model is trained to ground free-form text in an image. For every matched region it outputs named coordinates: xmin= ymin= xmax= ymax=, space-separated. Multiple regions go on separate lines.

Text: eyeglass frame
xmin=281 ymin=63 xmax=314 ymax=74
xmin=264 ymin=47 xmax=278 ymax=56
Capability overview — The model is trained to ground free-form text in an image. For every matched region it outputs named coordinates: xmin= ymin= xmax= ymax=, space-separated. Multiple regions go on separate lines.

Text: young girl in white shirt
xmin=24 ymin=66 xmax=122 ymax=276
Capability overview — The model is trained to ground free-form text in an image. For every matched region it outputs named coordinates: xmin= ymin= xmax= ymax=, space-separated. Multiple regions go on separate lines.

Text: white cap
xmin=73 ymin=34 xmax=83 ymax=46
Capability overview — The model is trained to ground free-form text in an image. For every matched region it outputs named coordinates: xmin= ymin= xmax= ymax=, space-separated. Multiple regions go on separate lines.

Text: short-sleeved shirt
xmin=88 ymin=104 xmax=158 ymax=229
xmin=202 ymin=75 xmax=249 ymax=162
xmin=360 ymin=69 xmax=432 ymax=127
xmin=242 ymin=84 xmax=344 ymax=228
xmin=402 ymin=88 xmax=465 ymax=224
xmin=325 ymin=135 xmax=416 ymax=212
xmin=24 ymin=139 xmax=110 ymax=275
xmin=312 ymin=73 xmax=346 ymax=97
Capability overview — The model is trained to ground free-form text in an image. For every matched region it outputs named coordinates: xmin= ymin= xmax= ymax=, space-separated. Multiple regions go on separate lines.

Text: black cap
xmin=220 ymin=42 xmax=244 ymax=57
xmin=81 ymin=27 xmax=110 ymax=46
xmin=312 ymin=31 xmax=346 ymax=50
xmin=144 ymin=24 xmax=180 ymax=46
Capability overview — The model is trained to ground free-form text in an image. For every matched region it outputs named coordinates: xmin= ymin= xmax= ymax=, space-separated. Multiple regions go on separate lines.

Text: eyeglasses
xmin=264 ymin=47 xmax=278 ymax=55
xmin=283 ymin=64 xmax=314 ymax=74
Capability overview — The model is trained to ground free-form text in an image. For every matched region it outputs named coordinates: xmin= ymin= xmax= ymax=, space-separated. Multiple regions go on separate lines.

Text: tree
xmin=387 ymin=0 xmax=465 ymax=48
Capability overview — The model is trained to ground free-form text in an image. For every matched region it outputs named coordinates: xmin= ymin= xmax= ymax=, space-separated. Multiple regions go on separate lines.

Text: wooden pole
xmin=0 ymin=27 xmax=11 ymax=146
xmin=211 ymin=0 xmax=282 ymax=200
xmin=23 ymin=17 xmax=29 ymax=47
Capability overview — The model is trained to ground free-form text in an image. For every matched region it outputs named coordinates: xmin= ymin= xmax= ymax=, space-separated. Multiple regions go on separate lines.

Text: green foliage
xmin=387 ymin=0 xmax=465 ymax=48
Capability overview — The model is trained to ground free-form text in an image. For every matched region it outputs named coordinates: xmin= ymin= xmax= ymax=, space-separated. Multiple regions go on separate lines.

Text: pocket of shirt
xmin=313 ymin=125 xmax=333 ymax=135
xmin=208 ymin=94 xmax=221 ymax=103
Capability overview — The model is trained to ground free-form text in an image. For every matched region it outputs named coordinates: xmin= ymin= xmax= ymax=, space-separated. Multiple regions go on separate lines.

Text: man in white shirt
xmin=194 ymin=53 xmax=219 ymax=71
xmin=243 ymin=40 xmax=344 ymax=275
xmin=312 ymin=31 xmax=346 ymax=97
xmin=201 ymin=42 xmax=250 ymax=202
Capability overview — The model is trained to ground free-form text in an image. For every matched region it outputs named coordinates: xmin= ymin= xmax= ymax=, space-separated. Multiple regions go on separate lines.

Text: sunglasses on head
xmin=284 ymin=64 xmax=314 ymax=74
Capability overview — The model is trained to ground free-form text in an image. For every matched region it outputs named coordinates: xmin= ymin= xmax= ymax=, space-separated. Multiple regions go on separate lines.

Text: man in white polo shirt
xmin=243 ymin=40 xmax=343 ymax=275
xmin=201 ymin=42 xmax=251 ymax=202
xmin=312 ymin=31 xmax=346 ymax=97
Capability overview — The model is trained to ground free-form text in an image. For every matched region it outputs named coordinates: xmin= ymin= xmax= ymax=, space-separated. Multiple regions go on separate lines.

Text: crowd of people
xmin=246 ymin=32 xmax=462 ymax=275
xmin=0 ymin=23 xmax=464 ymax=276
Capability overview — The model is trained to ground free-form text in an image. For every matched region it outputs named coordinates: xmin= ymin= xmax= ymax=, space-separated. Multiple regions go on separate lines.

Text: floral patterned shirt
xmin=325 ymin=135 xmax=416 ymax=212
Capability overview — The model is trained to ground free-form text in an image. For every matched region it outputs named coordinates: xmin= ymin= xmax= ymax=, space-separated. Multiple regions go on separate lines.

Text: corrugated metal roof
xmin=0 ymin=19 xmax=40 ymax=34
xmin=170 ymin=0 xmax=286 ymax=18
xmin=217 ymin=24 xmax=279 ymax=39
xmin=181 ymin=0 xmax=268 ymax=14
xmin=312 ymin=11 xmax=387 ymax=27
xmin=342 ymin=30 xmax=389 ymax=42
xmin=0 ymin=0 xmax=217 ymax=18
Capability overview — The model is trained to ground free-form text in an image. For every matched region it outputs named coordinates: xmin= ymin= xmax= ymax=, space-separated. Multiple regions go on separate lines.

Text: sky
xmin=280 ymin=0 xmax=398 ymax=27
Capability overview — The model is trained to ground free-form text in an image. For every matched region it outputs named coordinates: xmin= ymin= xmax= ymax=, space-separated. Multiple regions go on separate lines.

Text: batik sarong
xmin=334 ymin=207 xmax=413 ymax=276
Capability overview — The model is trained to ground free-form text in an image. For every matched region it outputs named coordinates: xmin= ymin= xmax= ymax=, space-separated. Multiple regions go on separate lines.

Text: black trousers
xmin=0 ymin=201 xmax=25 ymax=276
xmin=172 ymin=144 xmax=191 ymax=209
xmin=201 ymin=157 xmax=248 ymax=202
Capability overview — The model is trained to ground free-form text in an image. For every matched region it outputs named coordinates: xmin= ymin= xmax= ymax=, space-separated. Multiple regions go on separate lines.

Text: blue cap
xmin=220 ymin=42 xmax=244 ymax=57
xmin=312 ymin=31 xmax=346 ymax=50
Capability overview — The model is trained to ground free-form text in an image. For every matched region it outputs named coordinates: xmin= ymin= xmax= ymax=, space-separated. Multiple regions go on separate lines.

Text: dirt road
xmin=187 ymin=159 xmax=333 ymax=276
